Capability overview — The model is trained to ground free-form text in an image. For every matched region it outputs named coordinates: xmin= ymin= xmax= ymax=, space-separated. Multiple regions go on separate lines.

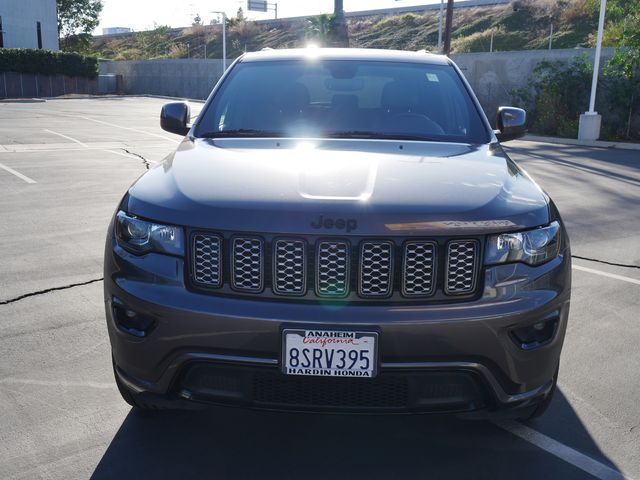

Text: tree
xmin=192 ymin=13 xmax=203 ymax=26
xmin=603 ymin=0 xmax=639 ymax=78
xmin=306 ymin=14 xmax=336 ymax=45
xmin=603 ymin=0 xmax=639 ymax=138
xmin=57 ymin=0 xmax=103 ymax=52
xmin=57 ymin=0 xmax=103 ymax=38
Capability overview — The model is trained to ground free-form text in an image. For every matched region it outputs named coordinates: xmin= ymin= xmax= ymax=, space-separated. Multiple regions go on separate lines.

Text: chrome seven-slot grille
xmin=191 ymin=233 xmax=480 ymax=300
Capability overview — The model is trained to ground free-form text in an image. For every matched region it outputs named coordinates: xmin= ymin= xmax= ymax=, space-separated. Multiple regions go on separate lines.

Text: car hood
xmin=124 ymin=138 xmax=549 ymax=235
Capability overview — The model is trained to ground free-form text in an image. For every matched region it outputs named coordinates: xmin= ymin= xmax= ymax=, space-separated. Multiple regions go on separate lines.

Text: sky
xmin=96 ymin=0 xmax=441 ymax=34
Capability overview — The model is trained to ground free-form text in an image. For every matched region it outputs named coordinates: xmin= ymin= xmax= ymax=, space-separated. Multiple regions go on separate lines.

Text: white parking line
xmin=0 ymin=161 xmax=36 ymax=184
xmin=75 ymin=115 xmax=181 ymax=144
xmin=0 ymin=377 xmax=113 ymax=390
xmin=495 ymin=420 xmax=633 ymax=480
xmin=573 ymin=264 xmax=640 ymax=286
xmin=43 ymin=129 xmax=89 ymax=148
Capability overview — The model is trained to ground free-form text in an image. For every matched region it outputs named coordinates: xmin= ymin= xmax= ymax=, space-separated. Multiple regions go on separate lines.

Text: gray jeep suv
xmin=104 ymin=48 xmax=571 ymax=419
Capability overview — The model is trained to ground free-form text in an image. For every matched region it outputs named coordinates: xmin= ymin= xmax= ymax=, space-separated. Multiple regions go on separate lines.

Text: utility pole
xmin=489 ymin=29 xmax=494 ymax=52
xmin=548 ymin=23 xmax=553 ymax=50
xmin=437 ymin=0 xmax=444 ymax=52
xmin=443 ymin=0 xmax=454 ymax=56
xmin=333 ymin=0 xmax=348 ymax=47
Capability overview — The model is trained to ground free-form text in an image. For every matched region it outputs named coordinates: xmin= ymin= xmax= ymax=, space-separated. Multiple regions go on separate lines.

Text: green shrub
xmin=512 ymin=53 xmax=639 ymax=140
xmin=0 ymin=49 xmax=99 ymax=78
xmin=512 ymin=55 xmax=593 ymax=137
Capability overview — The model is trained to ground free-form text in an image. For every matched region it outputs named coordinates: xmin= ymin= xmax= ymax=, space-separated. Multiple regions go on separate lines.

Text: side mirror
xmin=160 ymin=102 xmax=191 ymax=136
xmin=495 ymin=106 xmax=527 ymax=142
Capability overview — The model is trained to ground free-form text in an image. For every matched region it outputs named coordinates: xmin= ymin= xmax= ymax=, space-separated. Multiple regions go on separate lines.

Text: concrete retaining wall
xmin=451 ymin=47 xmax=615 ymax=120
xmin=98 ymin=59 xmax=228 ymax=100
xmin=99 ymin=48 xmax=613 ymax=114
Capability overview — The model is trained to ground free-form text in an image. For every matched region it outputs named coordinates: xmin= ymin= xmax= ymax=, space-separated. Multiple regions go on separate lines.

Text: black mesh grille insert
xmin=232 ymin=237 xmax=264 ymax=292
xmin=273 ymin=239 xmax=306 ymax=295
xmin=402 ymin=241 xmax=436 ymax=296
xmin=446 ymin=240 xmax=479 ymax=295
xmin=253 ymin=373 xmax=409 ymax=408
xmin=192 ymin=234 xmax=222 ymax=287
xmin=316 ymin=240 xmax=350 ymax=297
xmin=359 ymin=241 xmax=393 ymax=297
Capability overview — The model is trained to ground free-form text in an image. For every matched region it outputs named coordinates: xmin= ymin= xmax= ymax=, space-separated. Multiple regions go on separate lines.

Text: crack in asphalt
xmin=121 ymin=148 xmax=152 ymax=169
xmin=0 ymin=256 xmax=636 ymax=306
xmin=0 ymin=278 xmax=104 ymax=306
xmin=572 ymin=255 xmax=640 ymax=270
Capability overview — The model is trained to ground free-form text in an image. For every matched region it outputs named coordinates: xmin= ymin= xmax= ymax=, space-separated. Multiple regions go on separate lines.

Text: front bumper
xmin=105 ymin=235 xmax=570 ymax=414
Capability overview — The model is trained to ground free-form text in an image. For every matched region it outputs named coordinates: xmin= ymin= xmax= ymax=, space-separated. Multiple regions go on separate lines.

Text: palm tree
xmin=306 ymin=14 xmax=335 ymax=45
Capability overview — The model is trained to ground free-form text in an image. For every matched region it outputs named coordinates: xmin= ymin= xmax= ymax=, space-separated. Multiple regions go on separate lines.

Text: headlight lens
xmin=485 ymin=221 xmax=561 ymax=266
xmin=115 ymin=211 xmax=184 ymax=256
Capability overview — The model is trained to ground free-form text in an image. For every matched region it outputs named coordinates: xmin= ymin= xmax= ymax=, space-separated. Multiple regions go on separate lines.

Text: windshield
xmin=196 ymin=59 xmax=490 ymax=144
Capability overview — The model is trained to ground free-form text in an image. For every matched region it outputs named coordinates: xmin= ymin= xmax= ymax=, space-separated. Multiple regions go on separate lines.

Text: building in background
xmin=102 ymin=27 xmax=132 ymax=35
xmin=0 ymin=0 xmax=59 ymax=50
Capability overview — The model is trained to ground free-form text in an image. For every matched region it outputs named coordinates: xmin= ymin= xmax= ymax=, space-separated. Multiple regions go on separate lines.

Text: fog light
xmin=511 ymin=317 xmax=558 ymax=350
xmin=112 ymin=298 xmax=155 ymax=337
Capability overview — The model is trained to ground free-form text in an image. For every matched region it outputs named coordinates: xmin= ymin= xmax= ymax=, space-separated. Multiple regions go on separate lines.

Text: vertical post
xmin=443 ymin=0 xmax=454 ymax=56
xmin=548 ymin=23 xmax=553 ymax=50
xmin=437 ymin=0 xmax=444 ymax=52
xmin=222 ymin=13 xmax=226 ymax=69
xmin=274 ymin=3 xmax=278 ymax=19
xmin=20 ymin=73 xmax=24 ymax=97
xmin=588 ymin=0 xmax=606 ymax=113
xmin=490 ymin=30 xmax=494 ymax=52
xmin=578 ymin=0 xmax=607 ymax=140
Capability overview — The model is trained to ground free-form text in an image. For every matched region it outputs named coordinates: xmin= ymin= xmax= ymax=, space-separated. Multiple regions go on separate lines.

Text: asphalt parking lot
xmin=0 ymin=97 xmax=639 ymax=480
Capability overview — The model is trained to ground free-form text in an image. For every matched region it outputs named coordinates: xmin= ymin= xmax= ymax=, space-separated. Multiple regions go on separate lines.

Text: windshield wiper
xmin=326 ymin=131 xmax=440 ymax=142
xmin=199 ymin=129 xmax=283 ymax=138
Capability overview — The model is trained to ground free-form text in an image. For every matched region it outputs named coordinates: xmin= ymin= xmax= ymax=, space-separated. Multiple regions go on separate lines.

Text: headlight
xmin=115 ymin=211 xmax=184 ymax=256
xmin=485 ymin=221 xmax=560 ymax=266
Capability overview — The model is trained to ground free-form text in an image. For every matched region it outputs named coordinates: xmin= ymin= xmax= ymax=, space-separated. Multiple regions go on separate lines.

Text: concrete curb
xmin=40 ymin=93 xmax=207 ymax=103
xmin=0 ymin=98 xmax=47 ymax=103
xmin=523 ymin=134 xmax=640 ymax=151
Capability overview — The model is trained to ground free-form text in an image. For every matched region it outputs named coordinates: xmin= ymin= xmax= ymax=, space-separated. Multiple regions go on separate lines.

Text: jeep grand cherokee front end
xmin=104 ymin=48 xmax=570 ymax=419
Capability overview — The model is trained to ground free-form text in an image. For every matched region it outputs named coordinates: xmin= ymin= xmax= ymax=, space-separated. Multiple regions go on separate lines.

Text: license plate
xmin=282 ymin=329 xmax=378 ymax=378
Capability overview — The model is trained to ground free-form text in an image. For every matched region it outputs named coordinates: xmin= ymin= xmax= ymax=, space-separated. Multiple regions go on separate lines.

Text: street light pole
xmin=211 ymin=11 xmax=227 ymax=70
xmin=588 ymin=0 xmax=606 ymax=114
xmin=578 ymin=0 xmax=607 ymax=140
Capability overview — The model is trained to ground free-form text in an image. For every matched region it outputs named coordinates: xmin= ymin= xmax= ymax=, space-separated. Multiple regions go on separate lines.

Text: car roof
xmin=239 ymin=48 xmax=451 ymax=66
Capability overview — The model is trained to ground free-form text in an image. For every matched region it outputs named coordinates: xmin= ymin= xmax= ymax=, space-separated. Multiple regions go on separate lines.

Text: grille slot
xmin=316 ymin=240 xmax=350 ymax=297
xmin=192 ymin=234 xmax=222 ymax=287
xmin=445 ymin=240 xmax=479 ymax=295
xmin=402 ymin=241 xmax=436 ymax=296
xmin=231 ymin=237 xmax=264 ymax=292
xmin=359 ymin=241 xmax=393 ymax=297
xmin=273 ymin=239 xmax=307 ymax=295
